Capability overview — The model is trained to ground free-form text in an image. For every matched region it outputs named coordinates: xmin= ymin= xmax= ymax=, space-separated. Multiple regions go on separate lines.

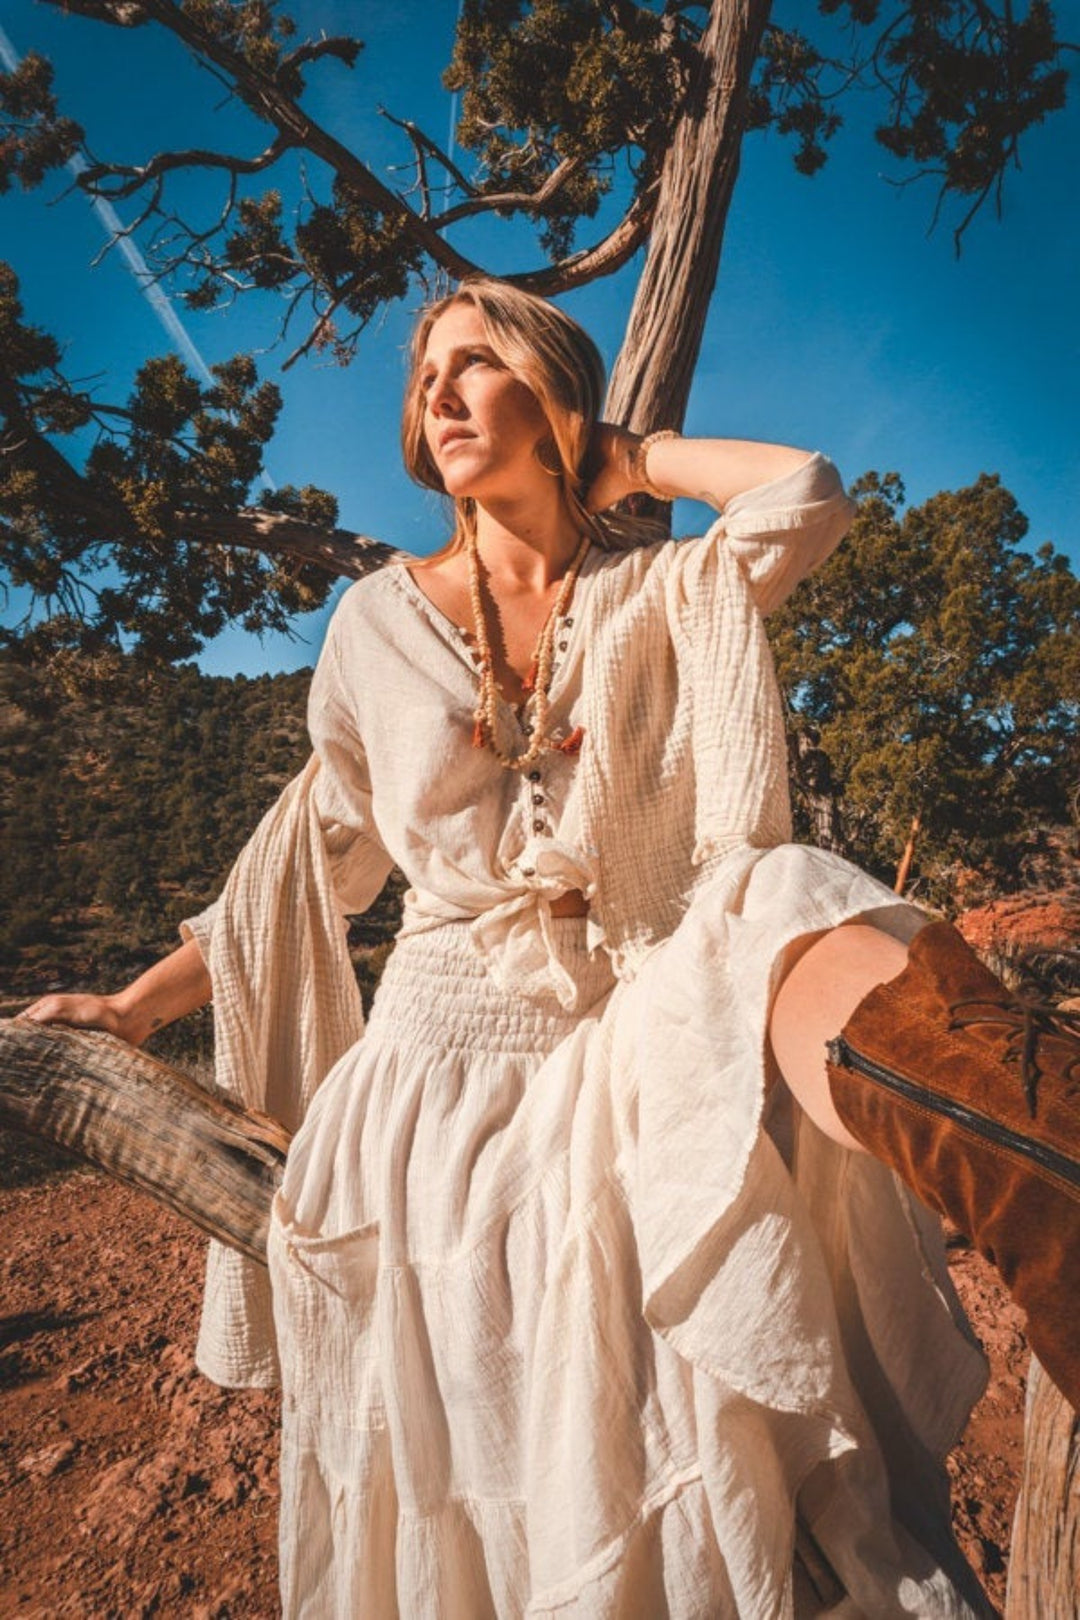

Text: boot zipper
xmin=827 ymin=1037 xmax=1080 ymax=1191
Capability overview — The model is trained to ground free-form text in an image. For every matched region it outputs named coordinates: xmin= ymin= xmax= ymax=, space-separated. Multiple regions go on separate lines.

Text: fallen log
xmin=0 ymin=1018 xmax=288 ymax=1264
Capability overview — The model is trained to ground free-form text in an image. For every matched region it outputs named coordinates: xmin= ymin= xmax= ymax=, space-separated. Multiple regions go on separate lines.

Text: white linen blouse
xmin=303 ymin=451 xmax=855 ymax=1010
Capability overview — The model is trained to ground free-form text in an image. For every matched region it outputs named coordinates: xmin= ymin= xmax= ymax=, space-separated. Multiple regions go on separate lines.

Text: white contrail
xmin=447 ymin=0 xmax=465 ymax=166
xmin=69 ymin=153 xmax=219 ymax=388
xmin=0 ymin=22 xmax=217 ymax=388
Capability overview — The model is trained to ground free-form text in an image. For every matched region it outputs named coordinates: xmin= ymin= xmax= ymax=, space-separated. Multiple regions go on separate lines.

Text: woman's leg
xmin=770 ymin=922 xmax=910 ymax=1153
xmin=770 ymin=917 xmax=1080 ymax=1409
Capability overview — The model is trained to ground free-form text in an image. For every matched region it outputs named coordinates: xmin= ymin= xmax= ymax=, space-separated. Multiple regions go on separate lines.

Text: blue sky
xmin=2 ymin=0 xmax=1077 ymax=676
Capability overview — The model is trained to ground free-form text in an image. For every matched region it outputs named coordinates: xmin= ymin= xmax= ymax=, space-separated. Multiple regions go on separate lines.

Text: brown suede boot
xmin=826 ymin=920 xmax=1080 ymax=1410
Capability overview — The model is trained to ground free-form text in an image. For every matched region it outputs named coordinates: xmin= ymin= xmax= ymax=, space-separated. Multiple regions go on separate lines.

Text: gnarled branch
xmin=80 ymin=132 xmax=294 ymax=202
xmin=39 ymin=0 xmax=659 ymax=303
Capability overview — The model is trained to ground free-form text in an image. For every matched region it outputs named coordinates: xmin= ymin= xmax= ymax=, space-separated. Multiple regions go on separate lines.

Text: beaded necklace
xmin=465 ymin=530 xmax=591 ymax=772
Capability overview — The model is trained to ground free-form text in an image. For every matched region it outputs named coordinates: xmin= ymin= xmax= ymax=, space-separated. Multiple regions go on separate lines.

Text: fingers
xmin=17 ymin=995 xmax=65 ymax=1024
xmin=17 ymin=994 xmax=119 ymax=1036
xmin=583 ymin=422 xmax=641 ymax=511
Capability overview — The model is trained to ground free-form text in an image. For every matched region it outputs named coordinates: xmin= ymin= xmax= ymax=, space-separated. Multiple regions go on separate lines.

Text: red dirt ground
xmin=0 ymin=1147 xmax=1026 ymax=1618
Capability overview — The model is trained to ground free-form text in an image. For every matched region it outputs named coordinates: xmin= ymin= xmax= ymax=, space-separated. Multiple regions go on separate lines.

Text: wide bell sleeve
xmin=703 ymin=450 xmax=857 ymax=616
xmin=179 ymin=609 xmax=392 ymax=1389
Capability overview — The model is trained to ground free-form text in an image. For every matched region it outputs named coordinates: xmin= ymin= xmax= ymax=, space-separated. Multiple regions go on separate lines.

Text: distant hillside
xmin=0 ymin=656 xmax=404 ymax=1019
xmin=3 ymin=648 xmax=1075 ymax=1029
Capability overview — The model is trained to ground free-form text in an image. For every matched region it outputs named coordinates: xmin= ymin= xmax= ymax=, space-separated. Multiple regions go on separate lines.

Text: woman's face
xmin=419 ymin=303 xmax=552 ymax=502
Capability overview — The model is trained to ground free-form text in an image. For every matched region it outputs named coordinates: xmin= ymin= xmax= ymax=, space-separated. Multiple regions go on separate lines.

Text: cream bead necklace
xmin=465 ymin=530 xmax=590 ymax=772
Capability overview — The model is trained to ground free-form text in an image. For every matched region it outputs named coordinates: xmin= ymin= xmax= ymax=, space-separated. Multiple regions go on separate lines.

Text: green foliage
xmin=0 ymin=262 xmax=337 ymax=662
xmin=749 ymin=3 xmax=1070 ymax=246
xmin=0 ymin=259 xmax=63 ymax=376
xmin=869 ymin=0 xmax=1067 ymax=241
xmin=748 ymin=26 xmax=845 ymax=177
xmin=445 ymin=0 xmax=701 ymax=258
xmin=0 ymin=652 xmax=405 ymax=1000
xmin=0 ymin=50 xmax=83 ymax=193
xmin=770 ymin=472 xmax=1080 ymax=904
xmin=292 ymin=179 xmax=425 ymax=335
xmin=181 ymin=0 xmax=297 ymax=77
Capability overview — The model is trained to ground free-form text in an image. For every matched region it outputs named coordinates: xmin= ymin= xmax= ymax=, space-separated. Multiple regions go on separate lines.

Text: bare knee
xmin=769 ymin=924 xmax=910 ymax=1152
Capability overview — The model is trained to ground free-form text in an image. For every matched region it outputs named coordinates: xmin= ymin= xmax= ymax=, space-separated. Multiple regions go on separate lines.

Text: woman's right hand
xmin=16 ymin=938 xmax=213 ymax=1051
xmin=18 ymin=992 xmax=144 ymax=1046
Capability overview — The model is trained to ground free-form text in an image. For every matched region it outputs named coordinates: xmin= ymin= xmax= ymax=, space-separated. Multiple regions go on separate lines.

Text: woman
xmin=24 ymin=278 xmax=1076 ymax=1617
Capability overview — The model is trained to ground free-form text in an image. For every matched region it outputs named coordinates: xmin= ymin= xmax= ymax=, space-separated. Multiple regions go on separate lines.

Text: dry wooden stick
xmin=0 ymin=1018 xmax=288 ymax=1264
xmin=1006 ymin=1356 xmax=1080 ymax=1618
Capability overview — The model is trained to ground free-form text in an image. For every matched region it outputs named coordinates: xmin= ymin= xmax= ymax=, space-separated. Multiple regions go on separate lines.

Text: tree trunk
xmin=605 ymin=0 xmax=773 ymax=431
xmin=788 ymin=728 xmax=846 ymax=853
xmin=1006 ymin=1357 xmax=1080 ymax=1618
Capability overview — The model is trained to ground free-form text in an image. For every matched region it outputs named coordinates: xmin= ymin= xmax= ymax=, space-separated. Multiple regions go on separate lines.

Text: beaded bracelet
xmin=631 ymin=428 xmax=681 ymax=500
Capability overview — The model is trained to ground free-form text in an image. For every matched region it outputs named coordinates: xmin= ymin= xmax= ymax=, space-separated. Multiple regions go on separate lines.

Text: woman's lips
xmin=438 ymin=429 xmax=474 ymax=452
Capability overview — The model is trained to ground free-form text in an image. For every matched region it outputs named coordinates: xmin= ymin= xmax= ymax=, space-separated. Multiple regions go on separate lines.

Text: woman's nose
xmin=427 ymin=372 xmax=463 ymax=417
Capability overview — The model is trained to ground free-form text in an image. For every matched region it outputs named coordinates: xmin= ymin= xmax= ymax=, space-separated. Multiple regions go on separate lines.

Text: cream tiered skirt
xmin=269 ymin=846 xmax=991 ymax=1618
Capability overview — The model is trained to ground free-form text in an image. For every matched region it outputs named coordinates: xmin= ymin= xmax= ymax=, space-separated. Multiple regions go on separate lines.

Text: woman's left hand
xmin=583 ymin=422 xmax=643 ymax=512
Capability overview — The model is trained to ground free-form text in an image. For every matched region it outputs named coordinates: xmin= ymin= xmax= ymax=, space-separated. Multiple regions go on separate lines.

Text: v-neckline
xmin=395 ymin=550 xmax=594 ymax=716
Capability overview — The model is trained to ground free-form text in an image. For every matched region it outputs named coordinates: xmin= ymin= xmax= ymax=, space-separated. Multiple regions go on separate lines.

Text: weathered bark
xmin=0 ymin=1018 xmax=288 ymax=1264
xmin=605 ymin=0 xmax=773 ymax=432
xmin=1006 ymin=1357 xmax=1080 ymax=1618
xmin=788 ymin=727 xmax=846 ymax=853
xmin=182 ymin=507 xmax=403 ymax=580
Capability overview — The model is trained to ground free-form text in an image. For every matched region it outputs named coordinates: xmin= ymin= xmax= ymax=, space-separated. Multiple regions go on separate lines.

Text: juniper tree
xmin=771 ymin=471 xmax=1080 ymax=899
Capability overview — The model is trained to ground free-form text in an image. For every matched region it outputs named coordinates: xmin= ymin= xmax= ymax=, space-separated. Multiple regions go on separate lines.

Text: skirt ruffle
xmin=270 ymin=845 xmax=990 ymax=1618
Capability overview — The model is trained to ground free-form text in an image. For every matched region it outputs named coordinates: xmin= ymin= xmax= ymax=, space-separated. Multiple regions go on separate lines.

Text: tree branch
xmin=432 ymin=156 xmax=586 ymax=230
xmin=183 ymin=507 xmax=403 ymax=579
xmin=2 ymin=383 xmax=400 ymax=583
xmin=41 ymin=1 xmax=149 ymax=23
xmin=511 ymin=185 xmax=657 ymax=294
xmin=378 ymin=105 xmax=478 ymax=217
xmin=68 ymin=0 xmax=481 ymax=279
xmin=39 ymin=0 xmax=658 ymax=301
xmin=279 ymin=35 xmax=362 ymax=77
xmin=80 ymin=133 xmax=293 ymax=201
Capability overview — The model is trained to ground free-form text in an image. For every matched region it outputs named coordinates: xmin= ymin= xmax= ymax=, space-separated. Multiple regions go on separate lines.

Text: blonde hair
xmin=402 ymin=276 xmax=654 ymax=557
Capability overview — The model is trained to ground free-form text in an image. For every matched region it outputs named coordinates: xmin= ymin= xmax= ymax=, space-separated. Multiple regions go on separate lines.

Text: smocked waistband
xmin=367 ymin=917 xmax=616 ymax=1056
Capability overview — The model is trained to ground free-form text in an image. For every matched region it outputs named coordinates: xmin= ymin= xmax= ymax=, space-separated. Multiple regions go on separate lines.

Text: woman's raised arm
xmin=585 ymin=426 xmax=814 ymax=513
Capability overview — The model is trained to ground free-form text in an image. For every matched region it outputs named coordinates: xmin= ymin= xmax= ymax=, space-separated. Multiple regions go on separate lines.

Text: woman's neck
xmin=473 ymin=490 xmax=584 ymax=592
